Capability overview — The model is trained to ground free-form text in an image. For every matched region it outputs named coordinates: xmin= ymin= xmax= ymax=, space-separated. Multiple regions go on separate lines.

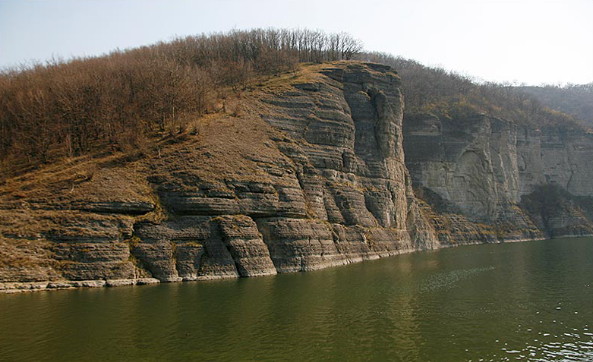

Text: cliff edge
xmin=1 ymin=62 xmax=592 ymax=292
xmin=0 ymin=62 xmax=438 ymax=291
xmin=404 ymin=112 xmax=593 ymax=240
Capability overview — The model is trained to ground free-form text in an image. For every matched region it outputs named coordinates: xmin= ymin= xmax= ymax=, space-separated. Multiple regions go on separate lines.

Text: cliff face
xmin=403 ymin=113 xmax=593 ymax=239
xmin=404 ymin=114 xmax=519 ymax=220
xmin=1 ymin=61 xmax=592 ymax=292
xmin=133 ymin=62 xmax=439 ymax=282
xmin=0 ymin=62 xmax=438 ymax=291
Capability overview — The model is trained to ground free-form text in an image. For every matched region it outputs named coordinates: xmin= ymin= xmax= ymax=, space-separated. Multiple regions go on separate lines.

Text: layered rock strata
xmin=2 ymin=61 xmax=592 ymax=292
xmin=403 ymin=113 xmax=593 ymax=239
xmin=0 ymin=62 xmax=439 ymax=291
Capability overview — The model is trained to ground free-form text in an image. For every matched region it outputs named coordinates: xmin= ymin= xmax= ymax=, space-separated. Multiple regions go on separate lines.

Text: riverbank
xmin=0 ymin=235 xmax=556 ymax=294
xmin=2 ymin=237 xmax=593 ymax=361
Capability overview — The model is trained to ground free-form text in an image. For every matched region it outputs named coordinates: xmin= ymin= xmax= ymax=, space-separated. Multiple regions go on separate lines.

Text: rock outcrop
xmin=403 ymin=112 xmax=593 ymax=239
xmin=1 ymin=61 xmax=592 ymax=292
xmin=0 ymin=62 xmax=440 ymax=291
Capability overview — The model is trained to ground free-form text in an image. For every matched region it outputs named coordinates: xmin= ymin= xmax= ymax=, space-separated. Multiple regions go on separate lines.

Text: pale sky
xmin=1 ymin=0 xmax=592 ymax=85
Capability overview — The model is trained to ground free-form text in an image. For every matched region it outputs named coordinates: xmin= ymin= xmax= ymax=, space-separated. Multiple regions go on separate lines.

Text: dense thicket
xmin=0 ymin=29 xmax=362 ymax=174
xmin=517 ymin=84 xmax=593 ymax=128
xmin=360 ymin=52 xmax=584 ymax=130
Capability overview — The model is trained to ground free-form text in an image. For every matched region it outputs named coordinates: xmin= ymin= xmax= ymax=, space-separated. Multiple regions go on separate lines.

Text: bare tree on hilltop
xmin=0 ymin=29 xmax=362 ymax=175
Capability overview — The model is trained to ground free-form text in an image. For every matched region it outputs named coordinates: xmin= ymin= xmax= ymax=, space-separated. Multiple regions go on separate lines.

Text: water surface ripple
xmin=1 ymin=237 xmax=592 ymax=361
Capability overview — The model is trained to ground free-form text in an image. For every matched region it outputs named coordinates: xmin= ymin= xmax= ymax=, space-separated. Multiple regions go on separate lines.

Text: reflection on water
xmin=1 ymin=237 xmax=592 ymax=361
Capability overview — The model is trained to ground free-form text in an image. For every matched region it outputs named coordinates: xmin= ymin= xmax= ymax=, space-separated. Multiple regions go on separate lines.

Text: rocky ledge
xmin=1 ymin=61 xmax=592 ymax=293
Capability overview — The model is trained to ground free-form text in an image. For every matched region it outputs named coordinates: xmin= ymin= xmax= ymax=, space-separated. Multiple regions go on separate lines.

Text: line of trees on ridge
xmin=360 ymin=52 xmax=584 ymax=130
xmin=1 ymin=29 xmax=585 ymax=178
xmin=0 ymin=29 xmax=362 ymax=175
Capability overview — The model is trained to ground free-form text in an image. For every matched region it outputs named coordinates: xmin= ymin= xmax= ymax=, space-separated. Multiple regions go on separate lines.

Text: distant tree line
xmin=518 ymin=83 xmax=593 ymax=128
xmin=0 ymin=29 xmax=362 ymax=175
xmin=360 ymin=52 xmax=584 ymax=130
xmin=2 ymin=29 xmax=585 ymax=178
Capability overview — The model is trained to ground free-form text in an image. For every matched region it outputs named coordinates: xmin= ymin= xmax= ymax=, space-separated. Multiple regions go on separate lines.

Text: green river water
xmin=1 ymin=237 xmax=592 ymax=361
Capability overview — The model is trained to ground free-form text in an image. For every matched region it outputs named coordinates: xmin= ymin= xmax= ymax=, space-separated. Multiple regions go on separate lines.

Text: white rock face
xmin=404 ymin=113 xmax=593 ymax=221
xmin=540 ymin=130 xmax=593 ymax=196
xmin=517 ymin=127 xmax=593 ymax=196
xmin=405 ymin=114 xmax=519 ymax=220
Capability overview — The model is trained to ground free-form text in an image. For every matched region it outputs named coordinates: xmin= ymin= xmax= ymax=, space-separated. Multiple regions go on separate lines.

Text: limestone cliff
xmin=1 ymin=61 xmax=592 ymax=293
xmin=0 ymin=62 xmax=438 ymax=291
xmin=403 ymin=112 xmax=593 ymax=240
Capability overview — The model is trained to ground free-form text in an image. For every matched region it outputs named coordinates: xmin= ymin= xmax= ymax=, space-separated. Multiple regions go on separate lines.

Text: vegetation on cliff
xmin=360 ymin=52 xmax=584 ymax=131
xmin=0 ymin=29 xmax=362 ymax=176
xmin=2 ymin=29 xmax=589 ymax=180
xmin=1 ymin=30 xmax=593 ymax=290
xmin=517 ymin=83 xmax=593 ymax=128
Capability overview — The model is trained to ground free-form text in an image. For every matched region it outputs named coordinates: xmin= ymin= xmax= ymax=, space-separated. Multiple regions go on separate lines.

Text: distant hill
xmin=2 ymin=31 xmax=593 ymax=292
xmin=0 ymin=29 xmax=362 ymax=176
xmin=517 ymin=84 xmax=593 ymax=128
xmin=1 ymin=30 xmax=588 ymax=179
xmin=360 ymin=52 xmax=584 ymax=131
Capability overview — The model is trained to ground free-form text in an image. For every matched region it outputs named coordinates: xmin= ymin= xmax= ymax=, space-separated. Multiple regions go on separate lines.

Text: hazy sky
xmin=1 ymin=0 xmax=592 ymax=85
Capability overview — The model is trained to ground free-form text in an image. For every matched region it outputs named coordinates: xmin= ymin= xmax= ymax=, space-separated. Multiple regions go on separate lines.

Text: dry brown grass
xmin=0 ymin=62 xmax=338 ymax=275
xmin=0 ymin=61 xmax=344 ymax=199
xmin=0 ymin=30 xmax=363 ymax=177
